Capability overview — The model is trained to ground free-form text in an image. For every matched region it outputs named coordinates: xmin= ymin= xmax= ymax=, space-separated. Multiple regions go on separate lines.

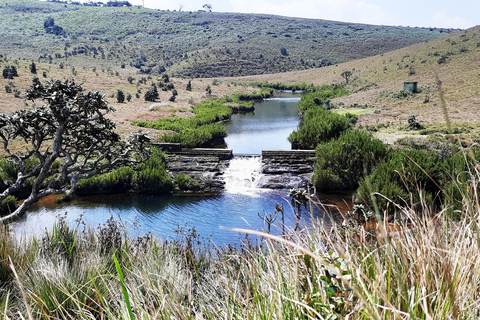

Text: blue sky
xmin=112 ymin=0 xmax=477 ymax=29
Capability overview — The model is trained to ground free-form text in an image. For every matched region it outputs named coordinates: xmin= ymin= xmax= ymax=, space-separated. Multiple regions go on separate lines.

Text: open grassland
xmin=0 ymin=0 xmax=454 ymax=78
xmin=0 ymin=55 xmax=257 ymax=153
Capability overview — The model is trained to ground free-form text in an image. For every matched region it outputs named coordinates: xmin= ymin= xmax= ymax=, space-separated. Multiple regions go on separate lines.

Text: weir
xmin=155 ymin=143 xmax=316 ymax=193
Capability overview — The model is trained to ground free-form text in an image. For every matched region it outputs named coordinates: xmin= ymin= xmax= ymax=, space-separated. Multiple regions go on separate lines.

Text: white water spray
xmin=223 ymin=156 xmax=263 ymax=194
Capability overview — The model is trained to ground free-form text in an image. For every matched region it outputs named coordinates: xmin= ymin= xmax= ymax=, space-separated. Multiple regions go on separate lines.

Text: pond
xmin=12 ymin=92 xmax=327 ymax=245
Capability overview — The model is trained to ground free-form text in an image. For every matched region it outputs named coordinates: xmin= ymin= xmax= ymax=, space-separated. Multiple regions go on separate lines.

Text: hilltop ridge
xmin=0 ymin=0 xmax=456 ymax=78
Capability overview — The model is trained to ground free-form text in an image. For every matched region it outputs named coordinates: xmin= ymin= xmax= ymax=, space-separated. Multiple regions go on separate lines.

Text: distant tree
xmin=186 ymin=80 xmax=192 ymax=91
xmin=29 ymin=62 xmax=37 ymax=74
xmin=162 ymin=73 xmax=170 ymax=83
xmin=203 ymin=4 xmax=212 ymax=12
xmin=43 ymin=17 xmax=54 ymax=29
xmin=0 ymin=78 xmax=151 ymax=223
xmin=116 ymin=89 xmax=125 ymax=103
xmin=280 ymin=47 xmax=288 ymax=56
xmin=2 ymin=66 xmax=18 ymax=79
xmin=43 ymin=17 xmax=65 ymax=36
xmin=341 ymin=70 xmax=352 ymax=84
xmin=205 ymin=85 xmax=212 ymax=95
xmin=144 ymin=84 xmax=159 ymax=102
xmin=172 ymin=89 xmax=178 ymax=96
xmin=169 ymin=95 xmax=176 ymax=102
xmin=126 ymin=93 xmax=132 ymax=102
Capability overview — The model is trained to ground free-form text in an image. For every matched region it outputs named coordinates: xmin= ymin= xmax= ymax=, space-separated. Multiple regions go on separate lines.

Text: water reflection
xmin=224 ymin=93 xmax=301 ymax=154
xmin=14 ymin=192 xmax=326 ymax=245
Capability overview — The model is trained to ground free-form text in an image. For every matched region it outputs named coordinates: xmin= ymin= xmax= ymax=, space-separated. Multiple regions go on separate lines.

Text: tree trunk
xmin=0 ymin=194 xmax=40 ymax=224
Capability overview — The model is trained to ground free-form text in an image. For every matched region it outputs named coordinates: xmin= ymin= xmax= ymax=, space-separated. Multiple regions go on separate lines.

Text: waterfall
xmin=223 ymin=156 xmax=263 ymax=194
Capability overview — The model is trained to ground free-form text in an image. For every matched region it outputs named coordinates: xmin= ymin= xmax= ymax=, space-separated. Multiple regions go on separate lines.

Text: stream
xmin=12 ymin=92 xmax=332 ymax=244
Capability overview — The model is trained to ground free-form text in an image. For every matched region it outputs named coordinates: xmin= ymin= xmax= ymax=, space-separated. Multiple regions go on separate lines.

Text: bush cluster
xmin=314 ymin=130 xmax=387 ymax=192
xmin=74 ymin=149 xmax=172 ymax=195
xmin=355 ymin=148 xmax=480 ymax=217
xmin=134 ymin=101 xmax=231 ymax=148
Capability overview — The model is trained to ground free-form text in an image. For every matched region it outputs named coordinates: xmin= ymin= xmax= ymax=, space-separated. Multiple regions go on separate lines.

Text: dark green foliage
xmin=0 ymin=196 xmax=17 ymax=216
xmin=186 ymin=80 xmax=192 ymax=91
xmin=116 ymin=89 xmax=125 ymax=103
xmin=232 ymin=87 xmax=275 ymax=102
xmin=2 ymin=66 xmax=18 ymax=79
xmin=29 ymin=61 xmax=37 ymax=74
xmin=288 ymin=88 xmax=352 ymax=149
xmin=43 ymin=17 xmax=65 ymax=36
xmin=77 ymin=166 xmax=134 ymax=194
xmin=174 ymin=174 xmax=201 ymax=191
xmin=134 ymin=149 xmax=173 ymax=193
xmin=280 ymin=47 xmax=288 ymax=56
xmin=289 ymin=108 xmax=355 ymax=149
xmin=169 ymin=95 xmax=176 ymax=102
xmin=206 ymin=85 xmax=212 ymax=95
xmin=407 ymin=114 xmax=423 ymax=130
xmin=357 ymin=149 xmax=443 ymax=213
xmin=43 ymin=17 xmax=54 ymax=29
xmin=314 ymin=130 xmax=387 ymax=192
xmin=161 ymin=73 xmax=169 ymax=83
xmin=78 ymin=148 xmax=173 ymax=194
xmin=144 ymin=84 xmax=158 ymax=102
xmin=126 ymin=93 xmax=132 ymax=102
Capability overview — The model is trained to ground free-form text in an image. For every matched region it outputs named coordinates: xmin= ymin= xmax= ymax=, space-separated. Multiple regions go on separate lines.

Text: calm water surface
xmin=224 ymin=92 xmax=300 ymax=154
xmin=12 ymin=93 xmax=319 ymax=245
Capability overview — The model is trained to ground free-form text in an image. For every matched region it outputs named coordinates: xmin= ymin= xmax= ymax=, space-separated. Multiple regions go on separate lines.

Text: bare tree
xmin=179 ymin=4 xmax=184 ymax=12
xmin=0 ymin=79 xmax=151 ymax=223
xmin=340 ymin=70 xmax=353 ymax=84
xmin=202 ymin=4 xmax=212 ymax=12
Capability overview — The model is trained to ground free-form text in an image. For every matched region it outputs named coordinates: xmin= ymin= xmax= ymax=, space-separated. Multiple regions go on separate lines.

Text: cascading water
xmin=223 ymin=156 xmax=263 ymax=194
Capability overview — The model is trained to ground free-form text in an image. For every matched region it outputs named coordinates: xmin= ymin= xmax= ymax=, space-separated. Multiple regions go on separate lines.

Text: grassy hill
xmin=0 ymin=0 xmax=456 ymax=78
xmin=231 ymin=25 xmax=480 ymax=143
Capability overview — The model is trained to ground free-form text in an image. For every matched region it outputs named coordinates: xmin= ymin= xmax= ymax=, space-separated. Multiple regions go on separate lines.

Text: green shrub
xmin=78 ymin=149 xmax=173 ymax=195
xmin=77 ymin=166 xmax=134 ymax=194
xmin=356 ymin=149 xmax=443 ymax=214
xmin=2 ymin=66 xmax=18 ymax=79
xmin=174 ymin=174 xmax=201 ymax=191
xmin=116 ymin=89 xmax=125 ymax=103
xmin=144 ymin=84 xmax=159 ymax=102
xmin=134 ymin=101 xmax=231 ymax=148
xmin=314 ymin=130 xmax=387 ymax=192
xmin=0 ymin=195 xmax=17 ymax=216
xmin=134 ymin=149 xmax=173 ymax=193
xmin=289 ymin=107 xmax=356 ymax=149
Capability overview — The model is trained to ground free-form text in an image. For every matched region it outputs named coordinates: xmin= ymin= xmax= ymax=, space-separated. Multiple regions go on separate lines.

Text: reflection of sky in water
xmin=225 ymin=95 xmax=301 ymax=154
xmin=11 ymin=93 xmax=316 ymax=246
xmin=13 ymin=192 xmax=326 ymax=245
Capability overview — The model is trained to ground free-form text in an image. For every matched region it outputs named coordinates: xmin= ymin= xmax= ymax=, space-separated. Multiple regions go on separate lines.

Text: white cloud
xmin=229 ymin=0 xmax=401 ymax=25
xmin=432 ymin=12 xmax=472 ymax=29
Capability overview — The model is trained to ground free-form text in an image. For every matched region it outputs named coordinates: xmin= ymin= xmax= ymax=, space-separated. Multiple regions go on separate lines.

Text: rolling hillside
xmin=232 ymin=25 xmax=480 ymax=143
xmin=0 ymin=0 xmax=456 ymax=78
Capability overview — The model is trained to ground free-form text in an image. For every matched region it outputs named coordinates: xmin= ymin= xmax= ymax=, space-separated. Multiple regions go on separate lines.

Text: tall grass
xmin=3 ymin=163 xmax=480 ymax=318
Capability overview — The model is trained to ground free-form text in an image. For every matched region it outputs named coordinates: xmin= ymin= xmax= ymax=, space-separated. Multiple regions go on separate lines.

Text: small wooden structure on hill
xmin=404 ymin=81 xmax=418 ymax=93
